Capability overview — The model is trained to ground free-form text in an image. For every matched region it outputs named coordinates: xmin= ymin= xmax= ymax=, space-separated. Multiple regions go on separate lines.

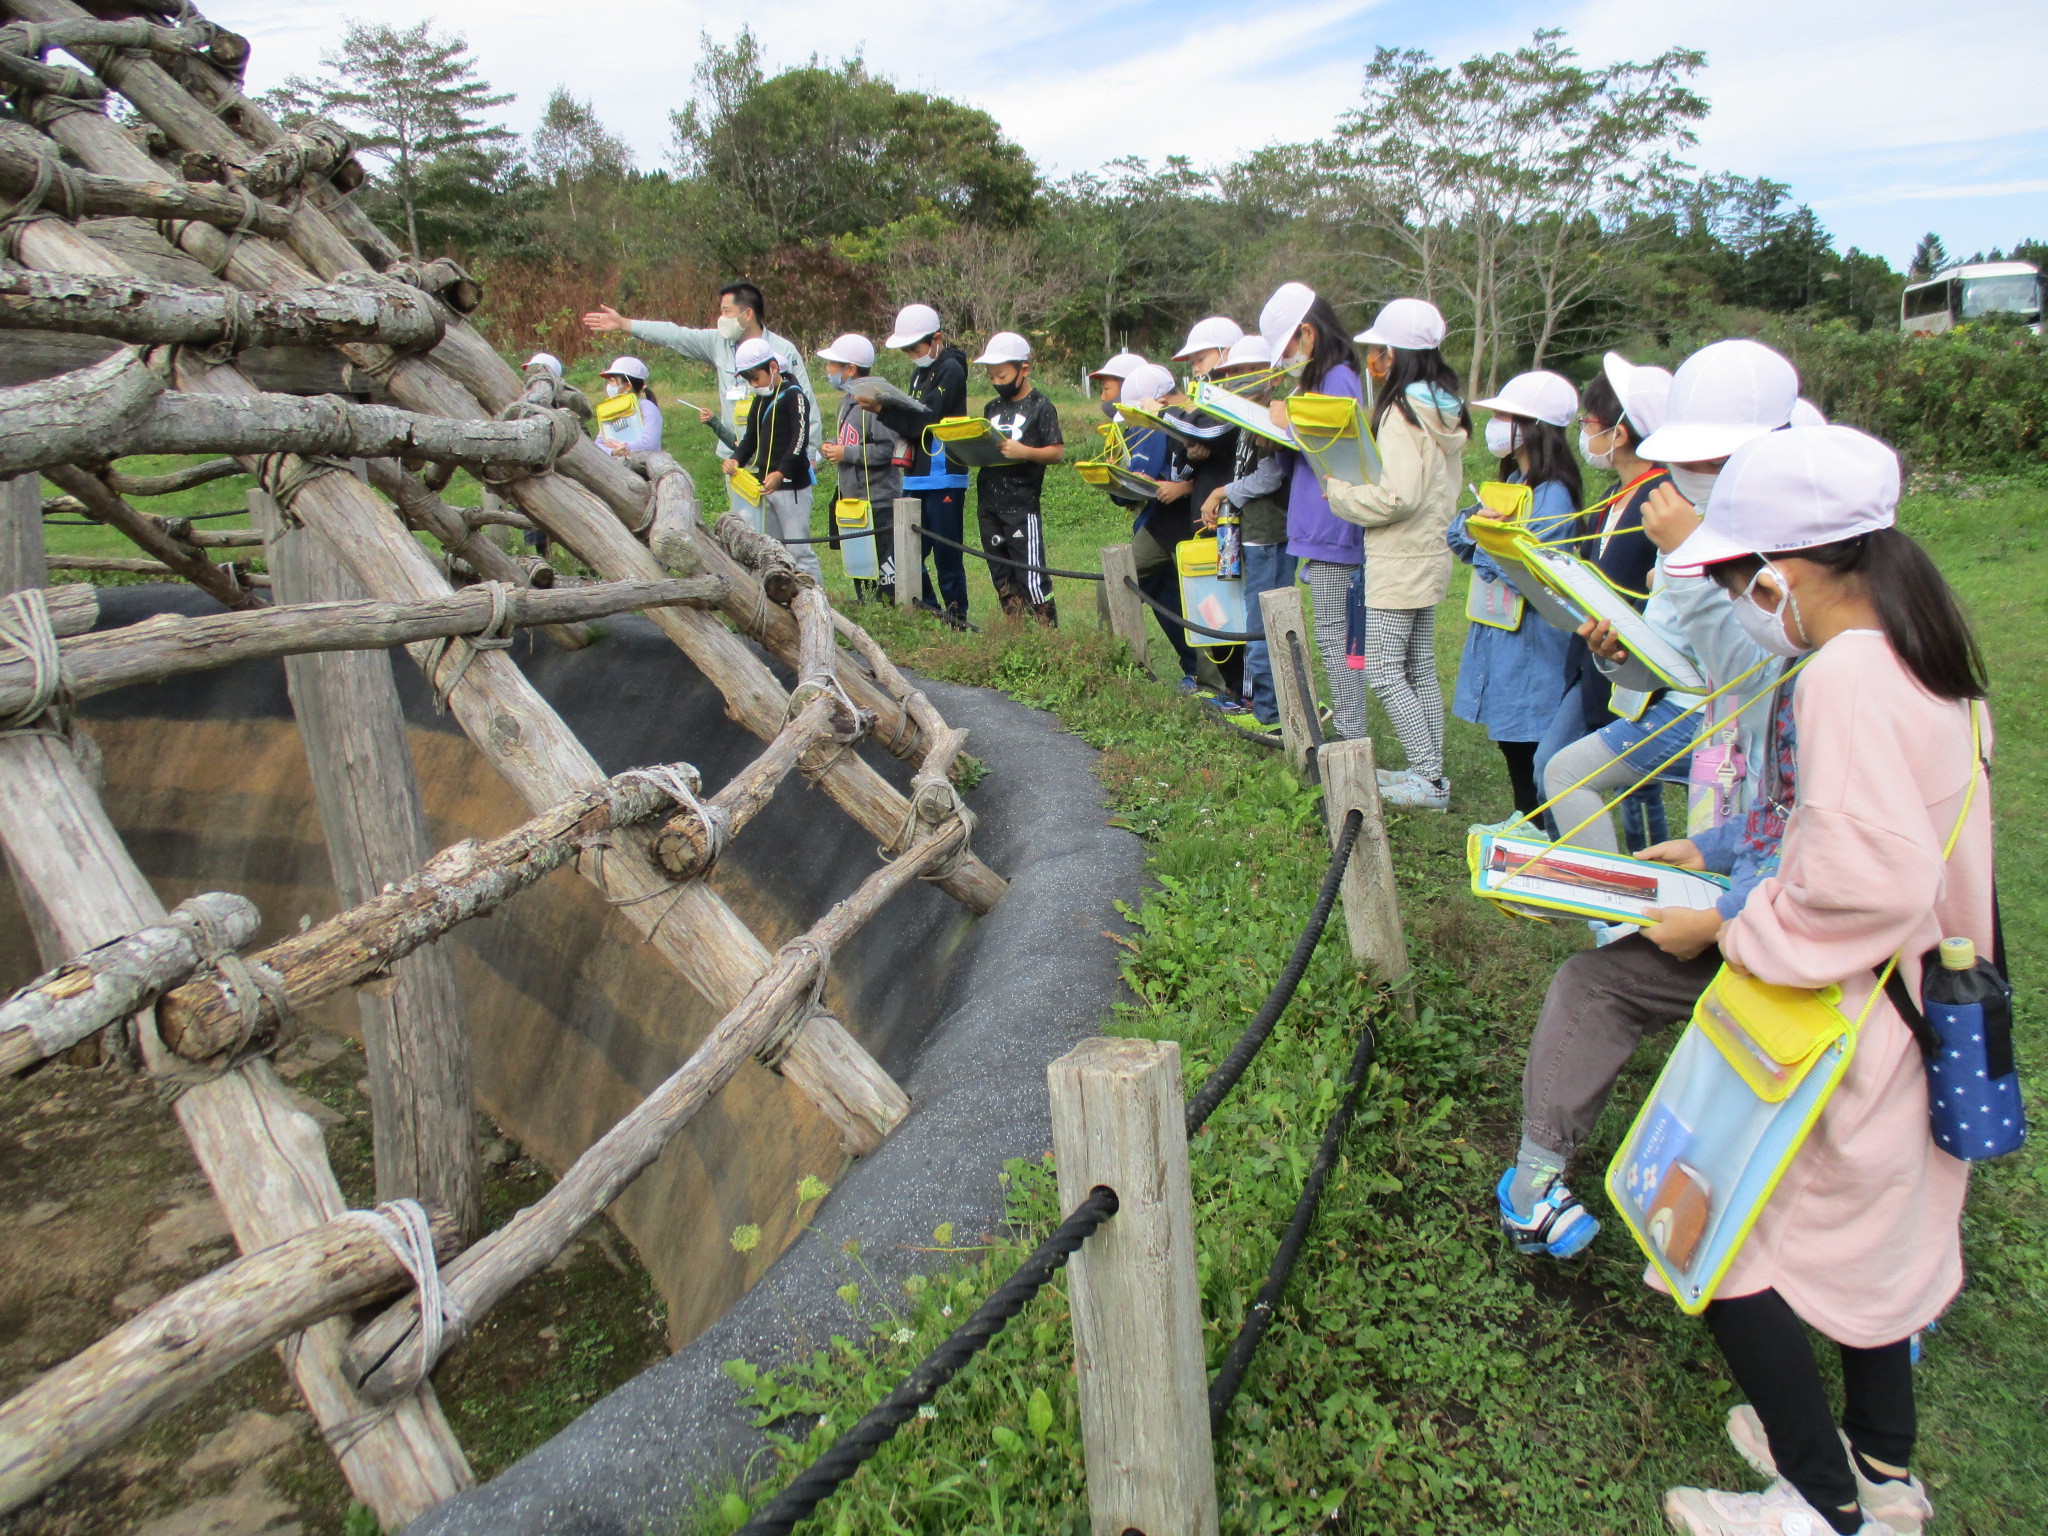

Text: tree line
xmin=271 ymin=22 xmax=2045 ymax=388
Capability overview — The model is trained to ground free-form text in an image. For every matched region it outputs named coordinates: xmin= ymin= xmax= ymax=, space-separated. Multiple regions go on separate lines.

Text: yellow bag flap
xmin=594 ymin=390 xmax=639 ymax=425
xmin=1693 ymin=967 xmax=1848 ymax=1103
xmin=1283 ymin=393 xmax=1360 ymax=439
xmin=1077 ymin=462 xmax=1113 ymax=485
xmin=930 ymin=416 xmax=993 ymax=442
xmin=833 ymin=498 xmax=873 ymax=533
xmin=1468 ymin=516 xmax=1532 ymax=564
xmin=1477 ymin=481 xmax=1532 ymax=522
xmin=1177 ymin=534 xmax=1220 ymax=579
xmin=729 ymin=469 xmax=764 ymax=506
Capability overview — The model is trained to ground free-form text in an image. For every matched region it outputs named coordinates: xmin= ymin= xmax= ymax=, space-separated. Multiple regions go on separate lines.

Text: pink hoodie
xmin=1687 ymin=629 xmax=1993 ymax=1346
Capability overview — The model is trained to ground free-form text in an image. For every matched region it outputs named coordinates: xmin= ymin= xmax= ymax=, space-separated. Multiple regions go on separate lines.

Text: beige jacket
xmin=1325 ymin=392 xmax=1468 ymax=609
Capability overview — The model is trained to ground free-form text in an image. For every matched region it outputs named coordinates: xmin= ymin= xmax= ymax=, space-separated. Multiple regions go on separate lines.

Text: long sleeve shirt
xmin=595 ymin=397 xmax=663 ymax=455
xmin=627 ymin=320 xmax=822 ymax=456
xmin=733 ymin=379 xmax=813 ymax=491
xmin=876 ymin=346 xmax=970 ymax=489
xmin=829 ymin=392 xmax=905 ymax=507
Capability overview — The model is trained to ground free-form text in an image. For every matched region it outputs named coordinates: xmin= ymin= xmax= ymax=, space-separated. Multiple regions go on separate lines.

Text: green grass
xmin=678 ymin=471 xmax=2047 ymax=1535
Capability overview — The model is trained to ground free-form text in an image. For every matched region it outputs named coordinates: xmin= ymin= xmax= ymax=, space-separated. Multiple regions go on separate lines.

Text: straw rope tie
xmin=0 ymin=588 xmax=65 ymax=735
xmin=422 ymin=580 xmax=517 ymax=711
xmin=755 ymin=936 xmax=829 ymax=1069
xmin=621 ymin=764 xmax=728 ymax=869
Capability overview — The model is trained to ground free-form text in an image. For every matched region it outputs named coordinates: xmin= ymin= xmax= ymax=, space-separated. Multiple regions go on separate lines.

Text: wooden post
xmin=0 ymin=474 xmax=44 ymax=591
xmin=892 ymin=495 xmax=920 ymax=608
xmin=1317 ymin=739 xmax=1412 ymax=1015
xmin=1099 ymin=544 xmax=1151 ymax=676
xmin=1048 ymin=1039 xmax=1217 ymax=1536
xmin=1258 ymin=585 xmax=1320 ymax=780
xmin=254 ymin=490 xmax=480 ymax=1240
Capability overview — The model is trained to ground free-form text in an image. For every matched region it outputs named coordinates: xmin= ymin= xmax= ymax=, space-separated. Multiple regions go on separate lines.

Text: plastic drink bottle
xmin=1923 ymin=936 xmax=2026 ymax=1160
xmin=1216 ymin=509 xmax=1242 ymax=579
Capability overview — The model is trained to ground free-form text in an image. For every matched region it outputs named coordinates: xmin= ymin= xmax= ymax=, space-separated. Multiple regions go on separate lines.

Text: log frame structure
xmin=0 ymin=2 xmax=1008 ymax=1523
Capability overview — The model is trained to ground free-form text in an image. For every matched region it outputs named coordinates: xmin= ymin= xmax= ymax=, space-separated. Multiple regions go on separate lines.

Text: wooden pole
xmin=1098 ymin=544 xmax=1152 ymax=676
xmin=1048 ymin=1038 xmax=1217 ymax=1536
xmin=893 ymin=495 xmax=920 ymax=608
xmin=0 ymin=447 xmax=473 ymax=1526
xmin=0 ymin=474 xmax=43 ymax=591
xmin=1258 ymin=585 xmax=1320 ymax=780
xmin=1317 ymin=739 xmax=1412 ymax=1014
xmin=0 ymin=1206 xmax=459 ymax=1518
xmin=44 ymin=462 xmax=260 ymax=610
xmin=254 ymin=489 xmax=480 ymax=1239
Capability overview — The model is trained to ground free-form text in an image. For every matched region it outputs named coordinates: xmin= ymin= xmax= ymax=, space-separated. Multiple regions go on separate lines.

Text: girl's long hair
xmin=1298 ymin=295 xmax=1360 ymax=393
xmin=1709 ymin=529 xmax=1988 ymax=700
xmin=1499 ymin=418 xmax=1583 ymax=510
xmin=1372 ymin=345 xmax=1471 ymax=435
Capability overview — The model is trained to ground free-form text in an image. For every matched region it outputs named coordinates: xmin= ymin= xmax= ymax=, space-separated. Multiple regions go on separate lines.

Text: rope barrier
xmin=1185 ymin=807 xmax=1361 ymax=1134
xmin=910 ymin=523 xmax=1107 ymax=582
xmin=1208 ymin=1013 xmax=1378 ymax=1432
xmin=736 ymin=1185 xmax=1121 ymax=1536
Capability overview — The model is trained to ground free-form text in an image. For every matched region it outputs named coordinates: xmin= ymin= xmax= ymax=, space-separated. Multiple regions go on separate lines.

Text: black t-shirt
xmin=1568 ymin=470 xmax=1665 ymax=727
xmin=977 ymin=389 xmax=1063 ymax=515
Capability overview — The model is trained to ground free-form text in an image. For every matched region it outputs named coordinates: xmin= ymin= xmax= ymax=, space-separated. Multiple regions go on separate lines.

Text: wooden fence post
xmin=1098 ymin=544 xmax=1152 ymax=676
xmin=1318 ymin=738 xmax=1413 ymax=1016
xmin=893 ymin=496 xmax=921 ymax=608
xmin=253 ymin=489 xmax=481 ymax=1238
xmin=1049 ymin=1038 xmax=1217 ymax=1536
xmin=1259 ymin=585 xmax=1320 ymax=779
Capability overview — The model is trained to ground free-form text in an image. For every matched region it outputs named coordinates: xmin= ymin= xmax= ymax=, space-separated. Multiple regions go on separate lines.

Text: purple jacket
xmin=1284 ymin=360 xmax=1366 ymax=565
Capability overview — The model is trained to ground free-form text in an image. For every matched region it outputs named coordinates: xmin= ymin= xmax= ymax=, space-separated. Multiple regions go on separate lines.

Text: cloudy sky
xmin=207 ymin=0 xmax=2046 ymax=271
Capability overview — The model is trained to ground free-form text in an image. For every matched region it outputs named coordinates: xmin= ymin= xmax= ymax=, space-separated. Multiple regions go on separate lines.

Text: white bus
xmin=1900 ymin=261 xmax=2043 ymax=336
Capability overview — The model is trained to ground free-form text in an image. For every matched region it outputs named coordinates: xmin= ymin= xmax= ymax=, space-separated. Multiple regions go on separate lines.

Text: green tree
xmin=531 ymin=87 xmax=632 ymax=220
xmin=277 ymin=20 xmax=514 ymax=256
xmin=1910 ymin=231 xmax=1950 ymax=279
xmin=666 ymin=29 xmax=1035 ymax=268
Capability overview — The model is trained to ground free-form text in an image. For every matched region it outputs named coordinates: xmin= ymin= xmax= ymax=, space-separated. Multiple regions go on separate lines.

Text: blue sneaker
xmin=1496 ymin=1167 xmax=1599 ymax=1259
xmin=1176 ymin=676 xmax=1199 ymax=694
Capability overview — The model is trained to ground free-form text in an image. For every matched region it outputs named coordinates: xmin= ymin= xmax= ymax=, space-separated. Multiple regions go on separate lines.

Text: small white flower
xmin=817 ymin=1415 xmax=830 ymax=1429
xmin=892 ymin=1326 xmax=915 ymax=1344
xmin=941 ymin=1305 xmax=953 ymax=1317
xmin=917 ymin=1404 xmax=938 ymax=1420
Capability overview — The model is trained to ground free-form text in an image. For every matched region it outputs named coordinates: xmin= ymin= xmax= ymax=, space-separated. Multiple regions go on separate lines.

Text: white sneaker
xmin=1663 ymin=1481 xmax=1886 ymax=1536
xmin=1381 ymin=771 xmax=1450 ymax=811
xmin=1727 ymin=1405 xmax=1933 ymax=1536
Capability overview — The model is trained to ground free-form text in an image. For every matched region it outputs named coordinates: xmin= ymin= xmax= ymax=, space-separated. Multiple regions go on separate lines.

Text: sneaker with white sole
xmin=1381 ymin=772 xmax=1450 ymax=811
xmin=1726 ymin=1405 xmax=1933 ymax=1536
xmin=1495 ymin=1167 xmax=1598 ymax=1259
xmin=1663 ymin=1482 xmax=1887 ymax=1536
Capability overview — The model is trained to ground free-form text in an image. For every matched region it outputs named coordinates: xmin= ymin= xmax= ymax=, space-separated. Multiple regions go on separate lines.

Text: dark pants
xmin=912 ymin=487 xmax=968 ymax=619
xmin=1132 ymin=525 xmax=1227 ymax=692
xmin=1242 ymin=543 xmax=1297 ymax=723
xmin=1522 ymin=934 xmax=1721 ymax=1156
xmin=1706 ymin=1289 xmax=1914 ymax=1529
xmin=978 ymin=498 xmax=1057 ymax=625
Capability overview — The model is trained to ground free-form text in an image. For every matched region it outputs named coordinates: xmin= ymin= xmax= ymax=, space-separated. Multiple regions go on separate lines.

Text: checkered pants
xmin=1301 ymin=560 xmax=1366 ymax=741
xmin=1360 ymin=606 xmax=1445 ymax=784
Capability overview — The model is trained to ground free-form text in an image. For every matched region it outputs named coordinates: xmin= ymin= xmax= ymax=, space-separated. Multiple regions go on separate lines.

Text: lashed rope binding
xmin=0 ymin=588 xmax=65 ymax=734
xmin=620 ymin=764 xmax=728 ymax=869
xmin=339 ymin=1199 xmax=464 ymax=1381
xmin=421 ymin=579 xmax=518 ymax=711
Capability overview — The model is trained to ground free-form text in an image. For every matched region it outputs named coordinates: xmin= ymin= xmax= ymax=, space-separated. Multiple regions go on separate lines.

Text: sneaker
xmin=1377 ymin=767 xmax=1402 ymax=788
xmin=1663 ymin=1482 xmax=1886 ymax=1536
xmin=1495 ymin=1167 xmax=1599 ymax=1259
xmin=1203 ymin=693 xmax=1251 ymax=716
xmin=1236 ymin=715 xmax=1284 ymax=736
xmin=1176 ymin=676 xmax=1199 ymax=695
xmin=1726 ymin=1406 xmax=1933 ymax=1536
xmin=1382 ymin=772 xmax=1450 ymax=812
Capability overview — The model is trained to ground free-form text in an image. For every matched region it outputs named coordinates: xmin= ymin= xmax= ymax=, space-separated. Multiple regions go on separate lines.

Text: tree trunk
xmin=0 ymin=132 xmax=295 ymax=236
xmin=0 ymin=268 xmax=443 ymax=351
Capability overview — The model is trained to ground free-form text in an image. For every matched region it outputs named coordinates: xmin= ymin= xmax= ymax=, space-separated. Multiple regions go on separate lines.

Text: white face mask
xmin=604 ymin=378 xmax=625 ymax=398
xmin=910 ymin=349 xmax=935 ymax=370
xmin=825 ymin=368 xmax=846 ymax=392
xmin=753 ymin=381 xmax=775 ymax=398
xmin=1668 ymin=465 xmax=1720 ymax=506
xmin=1485 ymin=418 xmax=1515 ymax=457
xmin=1729 ymin=562 xmax=1811 ymax=657
xmin=716 ymin=314 xmax=746 ymax=342
xmin=1578 ymin=424 xmax=1614 ymax=471
xmin=1279 ymin=351 xmax=1309 ymax=378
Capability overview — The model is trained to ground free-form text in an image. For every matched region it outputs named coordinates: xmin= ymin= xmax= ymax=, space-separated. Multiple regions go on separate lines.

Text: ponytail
xmin=1714 ymin=529 xmax=1988 ymax=700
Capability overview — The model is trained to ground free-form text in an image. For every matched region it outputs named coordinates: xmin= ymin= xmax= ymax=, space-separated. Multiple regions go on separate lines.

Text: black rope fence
xmin=912 ymin=523 xmax=1107 ymax=582
xmin=733 ymin=807 xmax=1375 ymax=1531
xmin=736 ymin=1186 xmax=1120 ymax=1536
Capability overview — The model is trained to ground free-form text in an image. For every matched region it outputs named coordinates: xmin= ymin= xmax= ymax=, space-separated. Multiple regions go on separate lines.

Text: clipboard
xmin=927 ymin=416 xmax=1013 ymax=468
xmin=1284 ymin=393 xmax=1383 ymax=485
xmin=1116 ymin=400 xmax=1231 ymax=449
xmin=1190 ymin=379 xmax=1297 ymax=448
xmin=1467 ymin=826 xmax=1728 ymax=926
xmin=840 ymin=375 xmax=930 ymax=413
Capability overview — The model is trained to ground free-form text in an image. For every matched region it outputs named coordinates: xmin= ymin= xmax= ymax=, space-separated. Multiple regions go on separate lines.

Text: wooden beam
xmin=1048 ymin=1038 xmax=1217 ymax=1536
xmin=0 ymin=134 xmax=295 ymax=236
xmin=0 ymin=269 xmax=442 ymax=351
xmin=0 ymin=1207 xmax=458 ymax=1517
xmin=44 ymin=461 xmax=259 ymax=610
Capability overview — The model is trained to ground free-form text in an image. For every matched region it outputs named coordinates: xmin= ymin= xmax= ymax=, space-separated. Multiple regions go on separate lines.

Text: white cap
xmin=600 ymin=355 xmax=649 ymax=382
xmin=1790 ymin=397 xmax=1828 ymax=428
xmin=885 ymin=303 xmax=942 ymax=349
xmin=816 ymin=333 xmax=876 ymax=368
xmin=1471 ymin=370 xmax=1578 ymax=428
xmin=1220 ymin=334 xmax=1272 ymax=369
xmin=524 ymin=351 xmax=562 ymax=377
xmin=973 ymin=331 xmax=1032 ymax=365
xmin=1354 ymin=297 xmax=1446 ymax=351
xmin=1172 ymin=316 xmax=1244 ymax=360
xmin=1601 ymin=352 xmax=1673 ymax=439
xmin=732 ymin=337 xmax=777 ymax=374
xmin=1635 ymin=339 xmax=1798 ymax=465
xmin=1089 ymin=349 xmax=1147 ymax=380
xmin=1666 ymin=425 xmax=1899 ymax=575
xmin=1258 ymin=282 xmax=1317 ymax=369
xmin=1118 ymin=362 xmax=1177 ymax=404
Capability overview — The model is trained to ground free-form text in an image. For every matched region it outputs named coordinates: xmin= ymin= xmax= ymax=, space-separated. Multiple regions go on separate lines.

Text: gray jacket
xmin=627 ymin=320 xmax=823 ymax=457
xmin=828 ymin=391 xmax=905 ymax=507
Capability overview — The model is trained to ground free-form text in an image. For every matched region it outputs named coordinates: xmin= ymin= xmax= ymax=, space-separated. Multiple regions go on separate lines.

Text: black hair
xmin=1370 ymin=345 xmax=1472 ymax=435
xmin=1497 ymin=417 xmax=1583 ymax=510
xmin=1297 ymin=295 xmax=1360 ymax=393
xmin=719 ymin=281 xmax=765 ymax=324
xmin=603 ymin=371 xmax=655 ymax=406
xmin=1578 ymin=372 xmax=1641 ymax=452
xmin=1706 ymin=529 xmax=1987 ymax=700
